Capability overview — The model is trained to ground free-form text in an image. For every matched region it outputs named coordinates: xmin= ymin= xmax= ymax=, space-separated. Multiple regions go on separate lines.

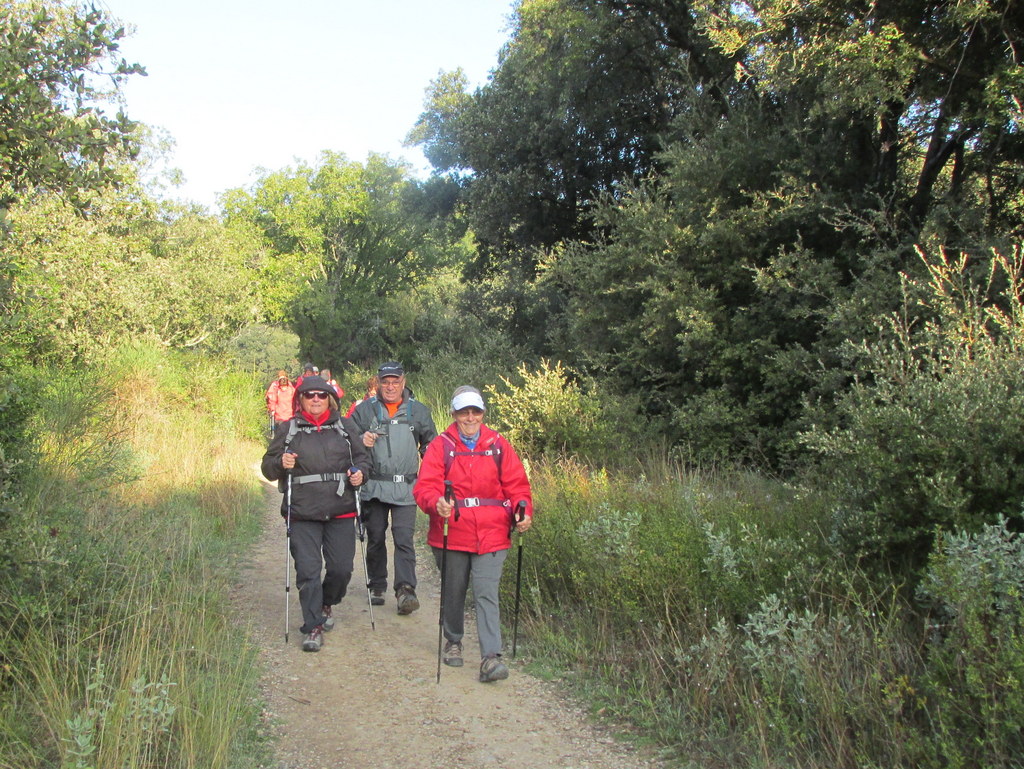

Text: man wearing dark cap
xmin=350 ymin=361 xmax=437 ymax=614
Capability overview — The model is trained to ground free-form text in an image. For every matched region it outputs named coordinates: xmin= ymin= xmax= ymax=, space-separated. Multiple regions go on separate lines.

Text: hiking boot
xmin=443 ymin=640 xmax=464 ymax=667
xmin=370 ymin=589 xmax=385 ymax=606
xmin=395 ymin=584 xmax=420 ymax=615
xmin=302 ymin=625 xmax=324 ymax=652
xmin=322 ymin=605 xmax=335 ymax=632
xmin=479 ymin=654 xmax=509 ymax=683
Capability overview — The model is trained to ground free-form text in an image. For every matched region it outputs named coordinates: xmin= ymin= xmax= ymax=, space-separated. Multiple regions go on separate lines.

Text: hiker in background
xmin=350 ymin=362 xmax=437 ymax=614
xmin=414 ymin=385 xmax=533 ymax=682
xmin=295 ymin=362 xmax=316 ymax=389
xmin=261 ymin=376 xmax=371 ymax=652
xmin=265 ymin=370 xmax=296 ymax=431
xmin=320 ymin=368 xmax=344 ymax=400
xmin=345 ymin=375 xmax=378 ymax=418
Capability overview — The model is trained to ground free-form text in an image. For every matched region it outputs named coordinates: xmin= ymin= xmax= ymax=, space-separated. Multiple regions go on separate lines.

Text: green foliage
xmin=219 ymin=323 xmax=300 ymax=382
xmin=485 ymin=360 xmax=643 ymax=462
xmin=524 ymin=460 xmax=830 ymax=634
xmin=409 ymin=0 xmax=1023 ymax=475
xmin=3 ymin=191 xmax=264 ymax=364
xmin=805 ymin=245 xmax=1024 ymax=574
xmin=410 ymin=0 xmax=704 ymax=269
xmin=0 ymin=0 xmax=151 ymax=481
xmin=674 ymin=589 xmax=924 ymax=768
xmin=222 ymin=153 xmax=465 ymax=366
xmin=519 ymin=457 xmax=1024 ymax=768
xmin=694 ymin=0 xmax=1024 ymax=234
xmin=542 ymin=131 xmax=859 ymax=466
xmin=916 ymin=518 xmax=1024 ymax=768
xmin=0 ymin=0 xmax=144 ymax=209
xmin=517 ymin=459 xmax=940 ymax=766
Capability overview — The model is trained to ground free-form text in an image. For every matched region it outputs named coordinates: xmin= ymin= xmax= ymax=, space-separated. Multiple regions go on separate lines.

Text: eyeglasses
xmin=302 ymin=391 xmax=330 ymax=400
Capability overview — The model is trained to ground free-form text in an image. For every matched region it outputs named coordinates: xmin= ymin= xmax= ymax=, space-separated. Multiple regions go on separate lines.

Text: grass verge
xmin=0 ymin=345 xmax=273 ymax=769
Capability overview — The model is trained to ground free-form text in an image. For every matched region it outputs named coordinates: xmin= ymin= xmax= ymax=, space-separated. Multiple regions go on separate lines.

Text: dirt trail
xmin=235 ymin=467 xmax=667 ymax=769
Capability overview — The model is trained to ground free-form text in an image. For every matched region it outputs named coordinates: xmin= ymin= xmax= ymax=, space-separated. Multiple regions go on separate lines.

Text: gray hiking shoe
xmin=395 ymin=584 xmax=419 ymax=615
xmin=302 ymin=625 xmax=323 ymax=652
xmin=370 ymin=589 xmax=385 ymax=606
xmin=479 ymin=654 xmax=509 ymax=682
xmin=322 ymin=605 xmax=335 ymax=632
xmin=443 ymin=640 xmax=464 ymax=667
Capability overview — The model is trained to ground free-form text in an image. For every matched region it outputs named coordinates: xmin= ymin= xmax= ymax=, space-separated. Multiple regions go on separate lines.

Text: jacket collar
xmin=445 ymin=422 xmax=496 ymax=449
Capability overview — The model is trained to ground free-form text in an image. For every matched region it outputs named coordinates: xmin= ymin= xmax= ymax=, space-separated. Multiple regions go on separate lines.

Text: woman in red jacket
xmin=265 ymin=370 xmax=296 ymax=428
xmin=413 ymin=385 xmax=533 ymax=682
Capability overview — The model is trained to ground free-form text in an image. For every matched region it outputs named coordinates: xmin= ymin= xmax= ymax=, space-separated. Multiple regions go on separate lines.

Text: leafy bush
xmin=804 ymin=245 xmax=1024 ymax=575
xmin=385 ymin=270 xmax=527 ymax=386
xmin=220 ymin=323 xmax=300 ymax=381
xmin=486 ymin=359 xmax=642 ymax=462
xmin=0 ymin=345 xmax=271 ymax=768
xmin=916 ymin=518 xmax=1024 ymax=768
xmin=517 ymin=457 xmax=942 ymax=767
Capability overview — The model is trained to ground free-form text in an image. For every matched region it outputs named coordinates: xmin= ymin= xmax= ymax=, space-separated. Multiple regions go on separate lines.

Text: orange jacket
xmin=265 ymin=380 xmax=296 ymax=421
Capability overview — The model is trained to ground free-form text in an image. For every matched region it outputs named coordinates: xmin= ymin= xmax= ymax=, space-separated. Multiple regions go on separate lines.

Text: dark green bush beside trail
xmin=805 ymin=247 xmax=1024 ymax=580
xmin=916 ymin=521 xmax=1024 ymax=768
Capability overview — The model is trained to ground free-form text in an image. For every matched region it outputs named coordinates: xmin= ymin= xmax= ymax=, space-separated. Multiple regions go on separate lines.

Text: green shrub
xmin=486 ymin=360 xmax=643 ymax=462
xmin=916 ymin=518 xmax=1024 ymax=768
xmin=220 ymin=323 xmax=300 ymax=382
xmin=804 ymin=245 xmax=1024 ymax=576
xmin=0 ymin=346 xmax=271 ymax=768
xmin=517 ymin=456 xmax=942 ymax=768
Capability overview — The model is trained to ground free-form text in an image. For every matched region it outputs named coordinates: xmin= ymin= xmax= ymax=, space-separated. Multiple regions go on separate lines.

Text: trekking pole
xmin=284 ymin=467 xmax=293 ymax=644
xmin=510 ymin=500 xmax=527 ymax=658
xmin=351 ymin=469 xmax=375 ymax=631
xmin=437 ymin=480 xmax=458 ymax=683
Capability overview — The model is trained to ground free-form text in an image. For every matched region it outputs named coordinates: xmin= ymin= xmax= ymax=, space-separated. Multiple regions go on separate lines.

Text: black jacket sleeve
xmin=261 ymin=420 xmax=290 ymax=483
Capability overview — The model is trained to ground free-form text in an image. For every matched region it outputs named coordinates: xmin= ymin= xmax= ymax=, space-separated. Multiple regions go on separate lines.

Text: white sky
xmin=99 ymin=0 xmax=516 ymax=210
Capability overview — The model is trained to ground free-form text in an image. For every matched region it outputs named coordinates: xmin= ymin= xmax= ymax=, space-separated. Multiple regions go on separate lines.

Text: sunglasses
xmin=301 ymin=391 xmax=330 ymax=400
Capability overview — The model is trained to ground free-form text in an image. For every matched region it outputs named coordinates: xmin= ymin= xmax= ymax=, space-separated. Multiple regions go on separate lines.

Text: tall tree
xmin=0 ymin=0 xmax=144 ymax=458
xmin=0 ymin=0 xmax=144 ymax=213
xmin=693 ymin=0 xmax=1024 ymax=240
xmin=222 ymin=153 xmax=462 ymax=365
xmin=410 ymin=0 xmax=719 ymax=272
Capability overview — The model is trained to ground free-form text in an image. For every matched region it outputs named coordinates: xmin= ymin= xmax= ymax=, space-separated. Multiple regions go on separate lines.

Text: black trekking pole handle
xmin=510 ymin=499 xmax=526 ymax=536
xmin=444 ymin=480 xmax=460 ymax=521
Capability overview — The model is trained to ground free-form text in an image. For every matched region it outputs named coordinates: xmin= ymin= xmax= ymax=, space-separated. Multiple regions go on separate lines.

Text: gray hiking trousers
xmin=432 ymin=547 xmax=508 ymax=659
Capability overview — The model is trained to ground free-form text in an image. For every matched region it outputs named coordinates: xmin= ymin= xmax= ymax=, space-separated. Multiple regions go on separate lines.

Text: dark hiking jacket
xmin=262 ymin=411 xmax=371 ymax=522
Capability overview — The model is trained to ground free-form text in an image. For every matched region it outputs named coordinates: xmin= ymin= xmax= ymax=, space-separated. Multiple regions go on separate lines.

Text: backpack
xmin=437 ymin=432 xmax=511 ymax=510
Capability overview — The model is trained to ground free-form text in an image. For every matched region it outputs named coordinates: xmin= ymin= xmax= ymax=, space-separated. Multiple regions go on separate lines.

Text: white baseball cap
xmin=451 ymin=391 xmax=486 ymax=412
